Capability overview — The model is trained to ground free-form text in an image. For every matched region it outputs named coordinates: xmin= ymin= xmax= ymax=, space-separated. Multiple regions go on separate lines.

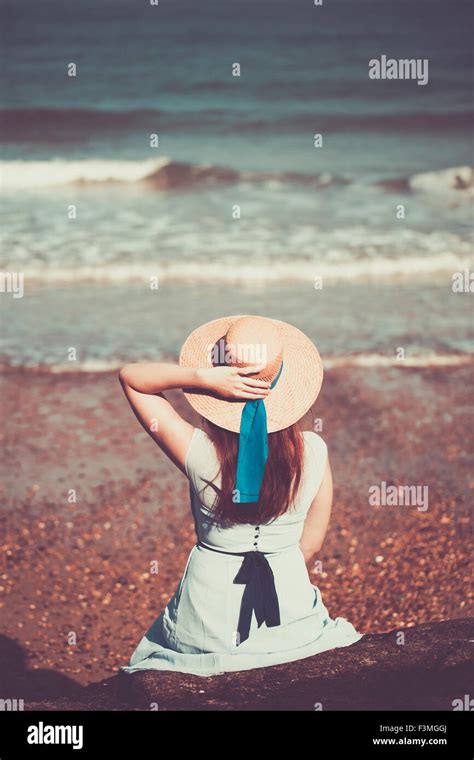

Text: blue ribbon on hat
xmin=234 ymin=361 xmax=284 ymax=504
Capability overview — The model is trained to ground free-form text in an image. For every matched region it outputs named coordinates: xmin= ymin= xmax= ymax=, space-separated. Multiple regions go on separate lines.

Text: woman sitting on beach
xmin=119 ymin=314 xmax=363 ymax=677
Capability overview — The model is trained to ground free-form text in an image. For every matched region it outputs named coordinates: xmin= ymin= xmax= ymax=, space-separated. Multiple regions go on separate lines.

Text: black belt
xmin=197 ymin=540 xmax=281 ymax=646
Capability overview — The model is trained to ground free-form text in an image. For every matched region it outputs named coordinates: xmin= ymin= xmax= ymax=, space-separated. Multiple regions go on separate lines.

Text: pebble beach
xmin=1 ymin=362 xmax=471 ymax=691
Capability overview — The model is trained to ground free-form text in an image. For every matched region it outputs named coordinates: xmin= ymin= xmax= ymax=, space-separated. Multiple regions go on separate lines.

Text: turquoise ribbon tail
xmin=234 ymin=361 xmax=283 ymax=504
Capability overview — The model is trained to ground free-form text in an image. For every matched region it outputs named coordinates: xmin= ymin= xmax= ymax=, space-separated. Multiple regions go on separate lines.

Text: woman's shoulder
xmin=300 ymin=431 xmax=328 ymax=494
xmin=189 ymin=426 xmax=214 ymax=448
xmin=184 ymin=427 xmax=218 ymax=481
xmin=301 ymin=430 xmax=328 ymax=456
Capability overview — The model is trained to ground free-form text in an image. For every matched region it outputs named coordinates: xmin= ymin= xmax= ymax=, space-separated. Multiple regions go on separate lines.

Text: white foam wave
xmin=0 ymin=157 xmax=341 ymax=191
xmin=6 ymin=352 xmax=471 ymax=375
xmin=21 ymin=252 xmax=472 ymax=284
xmin=409 ymin=165 xmax=473 ymax=195
xmin=0 ymin=158 xmax=172 ymax=190
xmin=324 ymin=353 xmax=474 ymax=369
xmin=2 ymin=159 xmax=472 ymax=196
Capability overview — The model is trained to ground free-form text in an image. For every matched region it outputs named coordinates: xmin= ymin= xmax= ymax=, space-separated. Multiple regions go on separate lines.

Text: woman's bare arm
xmin=118 ymin=362 xmax=270 ymax=474
xmin=299 ymin=456 xmax=333 ymax=569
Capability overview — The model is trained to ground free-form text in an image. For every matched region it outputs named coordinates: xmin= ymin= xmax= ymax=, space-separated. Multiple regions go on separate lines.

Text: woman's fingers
xmin=237 ymin=368 xmax=271 ymax=388
xmin=227 ymin=365 xmax=274 ymax=399
xmin=242 ymin=377 xmax=271 ymax=388
xmin=240 ymin=385 xmax=270 ymax=396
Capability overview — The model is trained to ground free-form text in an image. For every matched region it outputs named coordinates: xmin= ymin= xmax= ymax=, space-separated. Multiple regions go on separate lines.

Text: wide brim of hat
xmin=179 ymin=315 xmax=323 ymax=433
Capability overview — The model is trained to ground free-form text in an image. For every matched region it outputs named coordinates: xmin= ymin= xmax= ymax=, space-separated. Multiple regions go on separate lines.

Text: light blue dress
xmin=120 ymin=428 xmax=363 ymax=678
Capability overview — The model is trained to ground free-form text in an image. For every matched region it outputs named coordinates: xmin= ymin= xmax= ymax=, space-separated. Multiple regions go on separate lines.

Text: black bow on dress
xmin=233 ymin=551 xmax=281 ymax=645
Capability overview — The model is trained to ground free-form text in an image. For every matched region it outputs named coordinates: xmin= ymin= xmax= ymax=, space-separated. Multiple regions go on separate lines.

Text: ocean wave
xmin=0 ymin=157 xmax=347 ymax=191
xmin=1 ymin=107 xmax=471 ymax=141
xmin=409 ymin=166 xmax=473 ymax=194
xmin=238 ymin=110 xmax=473 ymax=134
xmin=0 ymin=107 xmax=182 ymax=142
xmin=2 ymin=157 xmax=472 ymax=196
xmin=0 ymin=158 xmax=162 ymax=189
xmin=19 ymin=252 xmax=471 ymax=285
xmin=379 ymin=165 xmax=473 ymax=196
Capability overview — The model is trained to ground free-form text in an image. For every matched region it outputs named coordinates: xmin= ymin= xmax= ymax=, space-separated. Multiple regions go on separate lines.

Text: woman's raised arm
xmin=118 ymin=362 xmax=270 ymax=474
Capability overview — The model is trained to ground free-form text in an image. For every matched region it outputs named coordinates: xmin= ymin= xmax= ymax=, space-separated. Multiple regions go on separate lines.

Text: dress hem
xmin=119 ymin=619 xmax=364 ymax=678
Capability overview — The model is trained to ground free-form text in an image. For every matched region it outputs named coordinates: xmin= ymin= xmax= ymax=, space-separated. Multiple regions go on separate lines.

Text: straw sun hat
xmin=179 ymin=315 xmax=323 ymax=433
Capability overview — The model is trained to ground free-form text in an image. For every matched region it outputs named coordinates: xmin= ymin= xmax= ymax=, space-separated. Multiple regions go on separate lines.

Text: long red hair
xmin=202 ymin=419 xmax=305 ymax=526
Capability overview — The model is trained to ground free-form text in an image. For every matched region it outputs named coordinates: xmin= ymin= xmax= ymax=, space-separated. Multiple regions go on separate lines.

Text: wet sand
xmin=1 ymin=364 xmax=472 ymax=688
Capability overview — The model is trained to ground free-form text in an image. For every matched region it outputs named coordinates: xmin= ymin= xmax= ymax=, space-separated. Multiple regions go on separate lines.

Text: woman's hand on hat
xmin=195 ymin=365 xmax=271 ymax=400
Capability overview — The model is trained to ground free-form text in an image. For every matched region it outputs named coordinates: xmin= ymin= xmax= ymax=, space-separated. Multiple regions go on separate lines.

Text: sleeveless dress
xmin=120 ymin=428 xmax=363 ymax=678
